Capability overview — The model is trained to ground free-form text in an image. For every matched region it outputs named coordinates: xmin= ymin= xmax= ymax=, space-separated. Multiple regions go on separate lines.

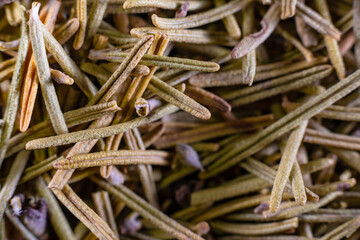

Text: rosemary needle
xmin=73 ymin=0 xmax=87 ymax=49
xmin=48 ymin=35 xmax=155 ymax=190
xmin=296 ymin=1 xmax=341 ymax=40
xmin=130 ymin=27 xmax=238 ymax=46
xmin=149 ymin=76 xmax=211 ymax=120
xmin=123 ymin=0 xmax=211 ymax=11
xmin=231 ymin=3 xmax=281 ymax=59
xmin=269 ymin=121 xmax=308 ymax=213
xmin=92 ymin=177 xmax=204 ymax=240
xmin=0 ymin=151 xmax=30 ymax=219
xmin=0 ymin=6 xmax=28 ymax=167
xmin=89 ymin=49 xmax=220 ymax=72
xmin=200 ymin=68 xmax=360 ymax=178
xmin=26 ymin=104 xmax=179 ymax=149
xmin=281 ymin=0 xmax=297 ymax=19
xmin=241 ymin=3 xmax=256 ymax=85
xmin=210 ymin=217 xmax=299 ymax=235
xmin=5 ymin=209 xmax=37 ymax=240
xmin=29 ymin=3 xmax=68 ymax=135
xmin=314 ymin=0 xmax=345 ymax=80
xmin=53 ymin=150 xmax=170 ymax=169
xmin=35 ymin=177 xmax=76 ymax=240
xmin=215 ymin=0 xmax=241 ymax=40
xmin=1 ymin=1 xmax=360 ymax=239
xmin=151 ymin=0 xmax=251 ymax=30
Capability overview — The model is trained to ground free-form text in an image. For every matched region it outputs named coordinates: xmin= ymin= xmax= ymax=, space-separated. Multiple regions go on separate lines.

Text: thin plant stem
xmin=7 ymin=101 xmax=120 ymax=157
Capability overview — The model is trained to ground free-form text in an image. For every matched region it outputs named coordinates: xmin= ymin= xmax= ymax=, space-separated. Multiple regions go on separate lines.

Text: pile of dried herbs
xmin=0 ymin=0 xmax=360 ymax=239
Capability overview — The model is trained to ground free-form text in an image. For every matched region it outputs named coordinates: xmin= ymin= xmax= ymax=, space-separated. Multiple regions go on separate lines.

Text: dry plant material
xmin=92 ymin=191 xmax=120 ymax=238
xmin=175 ymin=1 xmax=190 ymax=19
xmin=1 ymin=1 xmax=360 ymax=240
xmin=73 ymin=0 xmax=87 ymax=49
xmin=0 ymin=6 xmax=28 ymax=166
xmin=4 ymin=1 xmax=21 ymax=27
xmin=130 ymin=27 xmax=239 ymax=46
xmin=0 ymin=151 xmax=30 ymax=219
xmin=185 ymin=85 xmax=231 ymax=112
xmin=269 ymin=121 xmax=308 ymax=213
xmin=176 ymin=143 xmax=204 ymax=171
xmin=241 ymin=3 xmax=256 ymax=86
xmin=0 ymin=39 xmax=19 ymax=51
xmin=210 ymin=217 xmax=299 ymax=235
xmin=148 ymin=76 xmax=211 ymax=120
xmin=28 ymin=2 xmax=68 ymax=135
xmin=134 ymin=97 xmax=149 ymax=117
xmin=48 ymin=35 xmax=155 ymax=190
xmin=53 ymin=18 xmax=80 ymax=45
xmin=215 ymin=0 xmax=241 ymax=40
xmin=53 ymin=150 xmax=170 ymax=169
xmin=354 ymin=0 xmax=360 ymax=67
xmin=276 ymin=25 xmax=314 ymax=62
xmin=89 ymin=49 xmax=220 ymax=72
xmin=295 ymin=0 xmax=318 ymax=48
xmin=231 ymin=3 xmax=281 ymax=59
xmin=50 ymin=69 xmax=74 ymax=85
xmin=296 ymin=1 xmax=341 ymax=40
xmin=314 ymin=0 xmax=346 ymax=80
xmin=123 ymin=0 xmax=211 ymax=11
xmin=35 ymin=176 xmax=76 ymax=240
xmin=189 ymin=57 xmax=328 ymax=87
xmin=281 ymin=0 xmax=297 ymax=19
xmin=151 ymin=0 xmax=252 ymax=30
xmin=19 ymin=0 xmax=61 ymax=133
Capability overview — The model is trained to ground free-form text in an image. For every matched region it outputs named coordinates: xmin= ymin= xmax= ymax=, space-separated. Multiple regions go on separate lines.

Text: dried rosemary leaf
xmin=0 ymin=6 xmax=28 ymax=166
xmin=151 ymin=0 xmax=251 ymax=30
xmin=231 ymin=3 xmax=281 ymax=59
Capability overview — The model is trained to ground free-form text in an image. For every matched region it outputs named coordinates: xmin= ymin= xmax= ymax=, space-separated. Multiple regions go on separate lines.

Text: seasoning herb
xmin=0 ymin=1 xmax=360 ymax=239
